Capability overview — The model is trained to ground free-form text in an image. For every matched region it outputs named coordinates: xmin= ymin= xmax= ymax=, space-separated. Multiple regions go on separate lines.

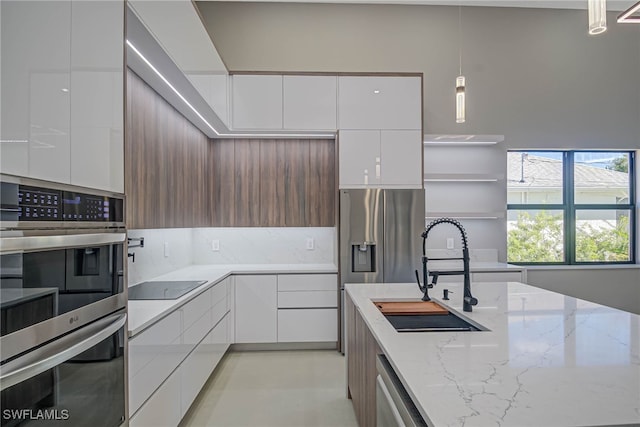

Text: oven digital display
xmin=62 ymin=192 xmax=111 ymax=221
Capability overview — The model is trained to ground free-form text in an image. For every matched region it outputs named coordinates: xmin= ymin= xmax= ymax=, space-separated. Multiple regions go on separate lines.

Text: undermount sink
xmin=374 ymin=300 xmax=487 ymax=332
xmin=384 ymin=312 xmax=483 ymax=332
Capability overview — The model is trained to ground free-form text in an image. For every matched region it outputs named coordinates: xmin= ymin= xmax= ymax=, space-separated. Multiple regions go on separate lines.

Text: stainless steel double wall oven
xmin=0 ymin=175 xmax=127 ymax=427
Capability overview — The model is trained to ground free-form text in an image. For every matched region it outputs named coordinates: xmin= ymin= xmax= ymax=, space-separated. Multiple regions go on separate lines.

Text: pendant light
xmin=588 ymin=0 xmax=607 ymax=35
xmin=456 ymin=6 xmax=466 ymax=124
xmin=617 ymin=1 xmax=640 ymax=23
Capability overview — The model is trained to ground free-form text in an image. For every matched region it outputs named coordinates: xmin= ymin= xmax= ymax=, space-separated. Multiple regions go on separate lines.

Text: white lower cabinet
xmin=234 ymin=275 xmax=277 ymax=343
xmin=129 ymin=280 xmax=232 ymax=425
xmin=180 ymin=313 xmax=230 ymax=416
xmin=278 ymin=309 xmax=337 ymax=342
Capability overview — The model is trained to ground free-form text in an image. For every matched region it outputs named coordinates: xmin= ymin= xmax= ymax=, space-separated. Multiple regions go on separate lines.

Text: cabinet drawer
xmin=211 ymin=279 xmax=227 ymax=307
xmin=129 ymin=335 xmax=185 ymax=416
xmin=472 ymin=272 xmax=523 ymax=282
xmin=211 ymin=297 xmax=229 ymax=327
xmin=183 ymin=288 xmax=212 ymax=330
xmin=278 ymin=291 xmax=337 ymax=308
xmin=130 ymin=369 xmax=181 ymax=426
xmin=277 ymin=274 xmax=336 ymax=291
xmin=182 ymin=309 xmax=213 ymax=347
xmin=129 ymin=310 xmax=181 ymax=377
xmin=278 ymin=309 xmax=338 ymax=342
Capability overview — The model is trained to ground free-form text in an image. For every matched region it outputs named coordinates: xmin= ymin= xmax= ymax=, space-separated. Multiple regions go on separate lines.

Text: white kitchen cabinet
xmin=180 ymin=313 xmax=229 ymax=417
xmin=130 ymin=369 xmax=181 ymax=427
xmin=188 ymin=73 xmax=229 ymax=128
xmin=283 ymin=76 xmax=337 ymax=130
xmin=339 ymin=130 xmax=381 ymax=187
xmin=70 ymin=0 xmax=123 ymax=193
xmin=380 ymin=130 xmax=422 ymax=187
xmin=276 ymin=273 xmax=338 ymax=343
xmin=129 ymin=310 xmax=184 ymax=416
xmin=0 ymin=1 xmax=71 ymax=182
xmin=339 ymin=130 xmax=422 ymax=188
xmin=0 ymin=1 xmax=123 ymax=192
xmin=234 ymin=275 xmax=278 ymax=343
xmin=338 ymin=76 xmax=421 ymax=130
xmin=278 ymin=309 xmax=338 ymax=342
xmin=232 ymin=75 xmax=283 ymax=130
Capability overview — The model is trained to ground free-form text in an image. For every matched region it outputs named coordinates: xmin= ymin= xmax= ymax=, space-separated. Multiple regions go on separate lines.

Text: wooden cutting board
xmin=374 ymin=300 xmax=449 ymax=316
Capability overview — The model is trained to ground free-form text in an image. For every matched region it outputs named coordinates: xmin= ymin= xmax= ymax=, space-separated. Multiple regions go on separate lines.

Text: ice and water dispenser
xmin=351 ymin=242 xmax=376 ymax=273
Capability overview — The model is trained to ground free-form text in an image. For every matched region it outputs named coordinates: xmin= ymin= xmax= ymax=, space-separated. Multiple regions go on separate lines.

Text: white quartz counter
xmin=346 ymin=281 xmax=640 ymax=427
xmin=128 ymin=263 xmax=337 ymax=337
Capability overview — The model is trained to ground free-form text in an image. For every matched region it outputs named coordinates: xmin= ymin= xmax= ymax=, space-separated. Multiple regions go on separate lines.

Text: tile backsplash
xmin=127 ymin=227 xmax=336 ymax=286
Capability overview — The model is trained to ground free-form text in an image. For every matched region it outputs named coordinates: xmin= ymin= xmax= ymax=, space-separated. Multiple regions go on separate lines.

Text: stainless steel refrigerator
xmin=339 ymin=188 xmax=425 ymax=351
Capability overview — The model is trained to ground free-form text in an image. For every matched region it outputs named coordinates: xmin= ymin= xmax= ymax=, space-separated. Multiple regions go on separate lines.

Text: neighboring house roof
xmin=507 ymin=153 xmax=629 ymax=190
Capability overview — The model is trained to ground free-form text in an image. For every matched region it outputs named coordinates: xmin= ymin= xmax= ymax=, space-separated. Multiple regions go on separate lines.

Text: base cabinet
xmin=234 ymin=275 xmax=278 ymax=343
xmin=278 ymin=309 xmax=337 ymax=342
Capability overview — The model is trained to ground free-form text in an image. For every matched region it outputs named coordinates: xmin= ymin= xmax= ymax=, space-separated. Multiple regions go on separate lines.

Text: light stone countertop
xmin=127 ymin=263 xmax=337 ymax=337
xmin=346 ymin=281 xmax=640 ymax=427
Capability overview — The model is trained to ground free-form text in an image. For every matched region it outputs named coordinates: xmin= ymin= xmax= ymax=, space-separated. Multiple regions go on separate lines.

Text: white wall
xmin=197 ymin=2 xmax=640 ymax=150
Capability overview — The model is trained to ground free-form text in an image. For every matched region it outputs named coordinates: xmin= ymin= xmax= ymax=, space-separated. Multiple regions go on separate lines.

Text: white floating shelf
xmin=423 ymin=134 xmax=504 ymax=146
xmin=425 ymin=212 xmax=505 ymax=220
xmin=423 ymin=173 xmax=503 ymax=182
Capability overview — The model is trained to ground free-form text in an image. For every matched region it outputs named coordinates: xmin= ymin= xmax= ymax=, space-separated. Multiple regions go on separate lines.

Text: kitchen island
xmin=345 ymin=281 xmax=640 ymax=427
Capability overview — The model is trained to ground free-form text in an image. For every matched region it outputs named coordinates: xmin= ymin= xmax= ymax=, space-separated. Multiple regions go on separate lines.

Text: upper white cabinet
xmin=338 ymin=76 xmax=421 ymax=130
xmin=232 ymin=75 xmax=283 ymax=130
xmin=339 ymin=130 xmax=422 ymax=188
xmin=1 ymin=1 xmax=71 ymax=182
xmin=283 ymin=76 xmax=337 ymax=130
xmin=0 ymin=1 xmax=124 ymax=192
xmin=70 ymin=0 xmax=124 ymax=193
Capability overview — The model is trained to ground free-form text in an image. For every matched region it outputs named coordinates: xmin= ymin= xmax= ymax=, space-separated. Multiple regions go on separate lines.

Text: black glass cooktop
xmin=128 ymin=280 xmax=207 ymax=300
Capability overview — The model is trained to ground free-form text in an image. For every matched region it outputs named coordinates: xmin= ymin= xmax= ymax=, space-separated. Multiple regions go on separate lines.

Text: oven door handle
xmin=0 ymin=232 xmax=126 ymax=254
xmin=0 ymin=312 xmax=126 ymax=391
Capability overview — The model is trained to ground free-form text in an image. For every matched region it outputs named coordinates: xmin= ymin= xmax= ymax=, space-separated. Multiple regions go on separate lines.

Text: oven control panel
xmin=1 ymin=181 xmax=124 ymax=224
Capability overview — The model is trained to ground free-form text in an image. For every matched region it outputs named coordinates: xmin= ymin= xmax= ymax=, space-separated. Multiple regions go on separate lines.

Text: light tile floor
xmin=180 ymin=350 xmax=359 ymax=427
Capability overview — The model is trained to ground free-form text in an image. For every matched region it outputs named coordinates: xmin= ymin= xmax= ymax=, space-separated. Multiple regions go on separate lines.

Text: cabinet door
xmin=232 ymin=75 xmax=283 ymax=129
xmin=380 ymin=130 xmax=422 ymax=187
xmin=70 ymin=0 xmax=124 ymax=192
xmin=283 ymin=76 xmax=337 ymax=130
xmin=234 ymin=275 xmax=277 ymax=343
xmin=338 ymin=76 xmax=421 ymax=130
xmin=338 ymin=130 xmax=380 ymax=188
xmin=0 ymin=1 xmax=71 ymax=182
xmin=278 ymin=308 xmax=338 ymax=342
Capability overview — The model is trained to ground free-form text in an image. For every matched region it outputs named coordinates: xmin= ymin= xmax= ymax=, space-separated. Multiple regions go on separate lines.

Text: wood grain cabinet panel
xmin=308 ymin=140 xmax=336 ymax=226
xmin=259 ymin=140 xmax=286 ymax=227
xmin=284 ymin=140 xmax=309 ymax=227
xmin=126 ymin=72 xmax=335 ymax=228
xmin=209 ymin=139 xmax=235 ymax=226
xmin=234 ymin=139 xmax=261 ymax=226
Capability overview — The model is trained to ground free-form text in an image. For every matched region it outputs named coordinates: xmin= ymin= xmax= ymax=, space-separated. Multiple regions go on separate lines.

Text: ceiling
xmin=198 ymin=0 xmax=633 ymax=12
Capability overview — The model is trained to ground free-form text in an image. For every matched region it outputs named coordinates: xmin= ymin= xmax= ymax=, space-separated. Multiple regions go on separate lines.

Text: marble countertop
xmin=346 ymin=281 xmax=640 ymax=427
xmin=128 ymin=263 xmax=337 ymax=337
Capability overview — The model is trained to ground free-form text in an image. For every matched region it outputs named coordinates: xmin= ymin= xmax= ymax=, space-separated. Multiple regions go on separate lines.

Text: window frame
xmin=507 ymin=150 xmax=636 ymax=265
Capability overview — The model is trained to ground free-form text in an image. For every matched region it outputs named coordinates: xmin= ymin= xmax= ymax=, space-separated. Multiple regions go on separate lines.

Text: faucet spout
xmin=421 ymin=218 xmax=478 ymax=312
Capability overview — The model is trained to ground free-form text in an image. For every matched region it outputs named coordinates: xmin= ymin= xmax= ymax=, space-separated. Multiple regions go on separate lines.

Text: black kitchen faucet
xmin=415 ymin=218 xmax=478 ymax=312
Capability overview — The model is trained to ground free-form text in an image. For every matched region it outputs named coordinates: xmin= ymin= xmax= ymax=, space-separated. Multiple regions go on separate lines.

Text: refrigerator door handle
xmin=0 ymin=312 xmax=126 ymax=391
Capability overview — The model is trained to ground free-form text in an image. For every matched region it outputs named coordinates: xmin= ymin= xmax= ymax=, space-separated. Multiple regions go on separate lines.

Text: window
xmin=507 ymin=151 xmax=635 ymax=264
